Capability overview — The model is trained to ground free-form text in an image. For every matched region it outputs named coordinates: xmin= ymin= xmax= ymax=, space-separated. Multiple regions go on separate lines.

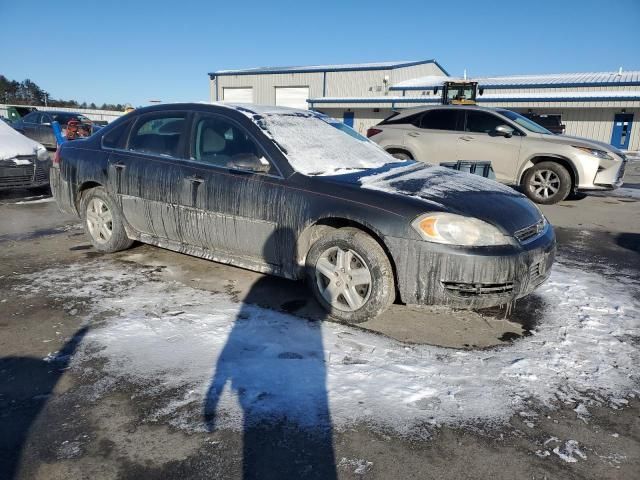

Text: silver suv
xmin=367 ymin=105 xmax=627 ymax=204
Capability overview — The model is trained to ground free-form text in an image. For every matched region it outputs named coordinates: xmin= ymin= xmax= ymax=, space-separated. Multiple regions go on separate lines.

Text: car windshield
xmin=254 ymin=112 xmax=400 ymax=176
xmin=498 ymin=110 xmax=553 ymax=135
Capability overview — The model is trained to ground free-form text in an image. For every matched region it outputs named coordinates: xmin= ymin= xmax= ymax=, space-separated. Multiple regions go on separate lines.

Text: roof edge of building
xmin=208 ymin=59 xmax=449 ymax=78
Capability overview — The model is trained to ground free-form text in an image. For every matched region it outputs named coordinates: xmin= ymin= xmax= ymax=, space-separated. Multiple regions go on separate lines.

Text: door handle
xmin=407 ymin=132 xmax=420 ymax=137
xmin=185 ymin=175 xmax=205 ymax=184
xmin=459 ymin=136 xmax=473 ymax=141
xmin=113 ymin=162 xmax=126 ymax=170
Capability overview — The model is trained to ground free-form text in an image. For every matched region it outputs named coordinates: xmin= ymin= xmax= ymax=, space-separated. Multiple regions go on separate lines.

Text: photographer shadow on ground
xmin=203 ymin=227 xmax=337 ymax=480
xmin=0 ymin=326 xmax=88 ymax=480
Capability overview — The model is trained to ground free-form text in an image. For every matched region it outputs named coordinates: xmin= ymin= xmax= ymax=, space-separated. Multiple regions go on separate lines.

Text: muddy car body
xmin=50 ymin=103 xmax=555 ymax=321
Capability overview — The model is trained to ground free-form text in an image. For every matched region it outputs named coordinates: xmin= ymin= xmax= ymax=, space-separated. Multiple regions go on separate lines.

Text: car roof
xmin=42 ymin=110 xmax=85 ymax=116
xmin=389 ymin=104 xmax=503 ymax=121
xmin=128 ymin=102 xmax=314 ymax=118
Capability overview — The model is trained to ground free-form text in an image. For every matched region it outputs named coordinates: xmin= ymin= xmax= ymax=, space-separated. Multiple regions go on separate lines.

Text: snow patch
xmin=247 ymin=110 xmax=398 ymax=176
xmin=360 ymin=163 xmax=518 ymax=199
xmin=553 ymin=440 xmax=587 ymax=463
xmin=15 ymin=259 xmax=640 ymax=436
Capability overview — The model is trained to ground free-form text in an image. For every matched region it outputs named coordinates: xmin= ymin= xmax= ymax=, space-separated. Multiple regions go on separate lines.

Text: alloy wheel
xmin=315 ymin=246 xmax=372 ymax=312
xmin=530 ymin=169 xmax=561 ymax=200
xmin=86 ymin=198 xmax=113 ymax=244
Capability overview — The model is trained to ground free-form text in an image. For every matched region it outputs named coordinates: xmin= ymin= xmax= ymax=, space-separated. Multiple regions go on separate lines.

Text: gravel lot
xmin=1 ymin=162 xmax=639 ymax=479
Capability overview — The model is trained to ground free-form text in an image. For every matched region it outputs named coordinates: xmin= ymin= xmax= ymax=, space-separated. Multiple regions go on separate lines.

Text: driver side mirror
xmin=227 ymin=153 xmax=271 ymax=173
xmin=493 ymin=125 xmax=514 ymax=138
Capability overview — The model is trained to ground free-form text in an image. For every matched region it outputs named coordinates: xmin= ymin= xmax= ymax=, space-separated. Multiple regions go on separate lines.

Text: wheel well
xmin=385 ymin=147 xmax=413 ymax=159
xmin=76 ymin=181 xmax=102 ymax=206
xmin=522 ymin=156 xmax=578 ymax=189
xmin=297 ymin=218 xmax=400 ymax=301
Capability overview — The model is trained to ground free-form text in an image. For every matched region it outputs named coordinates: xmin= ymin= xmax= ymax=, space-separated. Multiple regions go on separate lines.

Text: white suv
xmin=367 ymin=105 xmax=627 ymax=204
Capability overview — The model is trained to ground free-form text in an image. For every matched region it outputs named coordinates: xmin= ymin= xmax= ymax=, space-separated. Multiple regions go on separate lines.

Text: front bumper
xmin=579 ymin=157 xmax=627 ymax=191
xmin=386 ymin=225 xmax=556 ymax=309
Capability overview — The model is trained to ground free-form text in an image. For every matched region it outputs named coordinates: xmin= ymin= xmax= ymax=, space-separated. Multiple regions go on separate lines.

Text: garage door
xmin=275 ymin=87 xmax=309 ymax=110
xmin=223 ymin=87 xmax=253 ymax=103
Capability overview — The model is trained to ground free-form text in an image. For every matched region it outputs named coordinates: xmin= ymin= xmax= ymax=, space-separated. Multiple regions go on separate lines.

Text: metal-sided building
xmin=208 ymin=61 xmax=640 ymax=153
xmin=209 ymin=60 xmax=448 ymax=120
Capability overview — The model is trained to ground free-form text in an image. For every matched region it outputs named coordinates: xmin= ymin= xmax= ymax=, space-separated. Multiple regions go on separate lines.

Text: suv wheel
xmin=523 ymin=162 xmax=572 ymax=205
xmin=305 ymin=227 xmax=395 ymax=323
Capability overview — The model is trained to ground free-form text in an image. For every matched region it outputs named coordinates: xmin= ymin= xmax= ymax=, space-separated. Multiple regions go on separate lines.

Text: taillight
xmin=366 ymin=128 xmax=382 ymax=138
xmin=53 ymin=147 xmax=61 ymax=166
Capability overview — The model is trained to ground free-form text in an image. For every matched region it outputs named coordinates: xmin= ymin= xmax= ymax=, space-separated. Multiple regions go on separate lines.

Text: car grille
xmin=529 ymin=259 xmax=547 ymax=283
xmin=442 ymin=281 xmax=514 ymax=296
xmin=515 ymin=219 xmax=545 ymax=244
xmin=0 ymin=156 xmax=38 ymax=188
xmin=34 ymin=162 xmax=49 ymax=182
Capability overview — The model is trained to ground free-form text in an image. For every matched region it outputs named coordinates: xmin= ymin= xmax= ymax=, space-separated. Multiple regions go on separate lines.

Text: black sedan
xmin=13 ymin=110 xmax=94 ymax=150
xmin=50 ymin=103 xmax=555 ymax=322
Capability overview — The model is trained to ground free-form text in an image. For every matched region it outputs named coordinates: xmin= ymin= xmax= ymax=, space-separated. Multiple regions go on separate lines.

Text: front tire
xmin=80 ymin=187 xmax=133 ymax=253
xmin=523 ymin=162 xmax=572 ymax=205
xmin=305 ymin=227 xmax=395 ymax=323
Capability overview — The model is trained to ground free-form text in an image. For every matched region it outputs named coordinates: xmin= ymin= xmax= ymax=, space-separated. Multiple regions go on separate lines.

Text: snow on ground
xmin=12 ymin=196 xmax=55 ymax=205
xmin=15 ymin=259 xmax=640 ymax=436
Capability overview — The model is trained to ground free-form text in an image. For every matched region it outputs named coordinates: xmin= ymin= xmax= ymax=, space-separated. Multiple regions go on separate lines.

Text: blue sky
xmin=1 ymin=0 xmax=639 ymax=107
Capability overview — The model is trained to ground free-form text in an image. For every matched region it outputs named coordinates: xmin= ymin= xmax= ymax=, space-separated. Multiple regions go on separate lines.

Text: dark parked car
xmin=13 ymin=110 xmax=94 ymax=150
xmin=521 ymin=112 xmax=566 ymax=135
xmin=50 ymin=103 xmax=555 ymax=322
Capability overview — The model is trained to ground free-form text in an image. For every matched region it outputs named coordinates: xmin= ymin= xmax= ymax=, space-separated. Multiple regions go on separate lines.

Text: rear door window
xmin=419 ymin=109 xmax=462 ymax=131
xmin=128 ymin=114 xmax=187 ymax=158
xmin=102 ymin=119 xmax=133 ymax=149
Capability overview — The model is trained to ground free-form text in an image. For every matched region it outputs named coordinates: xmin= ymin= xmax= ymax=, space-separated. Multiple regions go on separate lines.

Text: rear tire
xmin=522 ymin=162 xmax=572 ymax=205
xmin=80 ymin=187 xmax=133 ymax=253
xmin=305 ymin=227 xmax=395 ymax=323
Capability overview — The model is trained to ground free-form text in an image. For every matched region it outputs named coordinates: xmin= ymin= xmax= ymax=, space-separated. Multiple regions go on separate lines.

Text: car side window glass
xmin=465 ymin=111 xmax=505 ymax=134
xmin=23 ymin=112 xmax=39 ymax=123
xmin=102 ymin=119 xmax=132 ymax=150
xmin=128 ymin=114 xmax=186 ymax=157
xmin=419 ymin=110 xmax=461 ymax=131
xmin=41 ymin=114 xmax=52 ymax=125
xmin=190 ymin=115 xmax=275 ymax=175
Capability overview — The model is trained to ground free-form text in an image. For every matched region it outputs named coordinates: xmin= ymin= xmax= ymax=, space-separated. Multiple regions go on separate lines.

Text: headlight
xmin=411 ymin=213 xmax=515 ymax=246
xmin=572 ymin=146 xmax=613 ymax=161
xmin=36 ymin=146 xmax=49 ymax=161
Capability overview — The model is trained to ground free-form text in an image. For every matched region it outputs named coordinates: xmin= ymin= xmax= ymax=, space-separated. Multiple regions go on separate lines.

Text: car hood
xmin=0 ymin=120 xmax=47 ymax=161
xmin=356 ymin=163 xmax=543 ymax=234
xmin=536 ymin=133 xmax=625 ymax=157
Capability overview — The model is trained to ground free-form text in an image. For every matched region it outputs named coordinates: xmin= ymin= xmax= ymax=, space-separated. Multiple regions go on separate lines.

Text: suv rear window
xmin=379 ymin=112 xmax=421 ymax=126
xmin=419 ymin=109 xmax=462 ymax=131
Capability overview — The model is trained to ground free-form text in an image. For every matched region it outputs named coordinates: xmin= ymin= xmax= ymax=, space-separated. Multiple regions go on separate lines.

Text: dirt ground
xmin=1 ymin=164 xmax=639 ymax=479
